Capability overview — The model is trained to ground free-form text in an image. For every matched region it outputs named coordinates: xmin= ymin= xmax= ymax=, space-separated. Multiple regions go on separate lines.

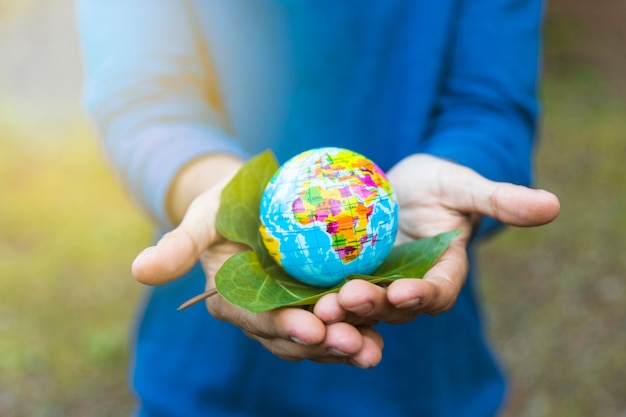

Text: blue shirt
xmin=77 ymin=1 xmax=542 ymax=416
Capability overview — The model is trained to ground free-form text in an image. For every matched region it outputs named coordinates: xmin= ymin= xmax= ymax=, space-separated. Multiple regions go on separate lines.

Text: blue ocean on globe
xmin=259 ymin=147 xmax=399 ymax=287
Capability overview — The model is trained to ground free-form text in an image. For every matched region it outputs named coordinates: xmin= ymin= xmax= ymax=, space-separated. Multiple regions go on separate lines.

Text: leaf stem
xmin=177 ymin=288 xmax=219 ymax=311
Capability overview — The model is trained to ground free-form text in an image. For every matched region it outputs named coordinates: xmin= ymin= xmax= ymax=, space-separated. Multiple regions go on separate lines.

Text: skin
xmin=131 ymin=152 xmax=561 ymax=369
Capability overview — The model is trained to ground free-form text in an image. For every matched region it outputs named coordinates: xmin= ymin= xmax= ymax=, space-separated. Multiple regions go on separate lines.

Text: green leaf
xmin=215 ymin=251 xmax=344 ymax=313
xmin=211 ymin=150 xmax=462 ymax=313
xmin=375 ymin=229 xmax=462 ymax=279
xmin=346 ymin=229 xmax=462 ymax=286
xmin=215 ymin=150 xmax=278 ymax=265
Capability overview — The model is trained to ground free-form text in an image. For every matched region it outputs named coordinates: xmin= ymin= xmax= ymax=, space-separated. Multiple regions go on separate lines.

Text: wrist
xmin=166 ymin=153 xmax=244 ymax=225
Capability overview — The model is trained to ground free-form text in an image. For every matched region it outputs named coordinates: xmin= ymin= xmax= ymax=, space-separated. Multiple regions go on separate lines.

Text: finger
xmin=258 ymin=324 xmax=368 ymax=365
xmin=313 ymin=293 xmax=346 ymax=323
xmin=316 ymin=280 xmax=395 ymax=326
xmin=132 ymin=189 xmax=222 ymax=285
xmin=318 ymin=280 xmax=420 ymax=326
xmin=442 ymin=167 xmax=560 ymax=227
xmin=359 ymin=326 xmax=384 ymax=351
xmin=209 ymin=299 xmax=327 ymax=347
xmin=387 ymin=237 xmax=469 ymax=315
xmin=324 ymin=322 xmax=365 ymax=356
xmin=233 ymin=308 xmax=382 ymax=367
xmin=338 ymin=279 xmax=392 ymax=317
xmin=350 ymin=327 xmax=384 ymax=369
xmin=308 ymin=323 xmax=379 ymax=367
xmin=255 ymin=338 xmax=334 ymax=363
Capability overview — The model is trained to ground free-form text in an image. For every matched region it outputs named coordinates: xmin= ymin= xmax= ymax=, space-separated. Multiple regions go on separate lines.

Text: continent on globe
xmin=259 ymin=147 xmax=398 ymax=287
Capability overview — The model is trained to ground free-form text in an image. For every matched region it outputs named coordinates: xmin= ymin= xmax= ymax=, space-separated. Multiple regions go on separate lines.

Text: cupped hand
xmin=131 ymin=159 xmax=384 ymax=369
xmin=314 ymin=154 xmax=561 ymax=326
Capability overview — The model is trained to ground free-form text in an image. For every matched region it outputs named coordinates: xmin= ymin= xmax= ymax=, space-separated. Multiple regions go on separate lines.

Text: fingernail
xmin=290 ymin=337 xmax=311 ymax=346
xmin=350 ymin=302 xmax=374 ymax=315
xmin=396 ymin=297 xmax=422 ymax=309
xmin=323 ymin=314 xmax=346 ymax=324
xmin=328 ymin=348 xmax=351 ymax=358
xmin=352 ymin=359 xmax=375 ymax=370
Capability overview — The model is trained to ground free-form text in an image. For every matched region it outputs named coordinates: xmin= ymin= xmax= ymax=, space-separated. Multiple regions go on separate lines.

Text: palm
xmin=315 ymin=154 xmax=560 ymax=325
xmin=388 ymin=154 xmax=476 ymax=243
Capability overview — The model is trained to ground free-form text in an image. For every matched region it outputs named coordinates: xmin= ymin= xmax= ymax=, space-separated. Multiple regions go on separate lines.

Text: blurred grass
xmin=0 ymin=111 xmax=150 ymax=416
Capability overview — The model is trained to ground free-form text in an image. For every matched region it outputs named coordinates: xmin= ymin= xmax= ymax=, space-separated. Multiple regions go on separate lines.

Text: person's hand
xmin=131 ymin=154 xmax=384 ymax=368
xmin=314 ymin=154 xmax=561 ymax=326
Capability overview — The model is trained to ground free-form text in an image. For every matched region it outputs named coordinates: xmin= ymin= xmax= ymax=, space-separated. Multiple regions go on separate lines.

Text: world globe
xmin=259 ymin=147 xmax=399 ymax=287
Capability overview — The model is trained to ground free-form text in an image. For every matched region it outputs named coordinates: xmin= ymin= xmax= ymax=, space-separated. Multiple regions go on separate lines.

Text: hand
xmin=131 ymin=155 xmax=384 ymax=368
xmin=314 ymin=154 xmax=561 ymax=326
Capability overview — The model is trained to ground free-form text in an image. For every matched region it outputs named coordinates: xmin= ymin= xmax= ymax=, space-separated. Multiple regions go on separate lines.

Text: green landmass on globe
xmin=259 ymin=147 xmax=399 ymax=287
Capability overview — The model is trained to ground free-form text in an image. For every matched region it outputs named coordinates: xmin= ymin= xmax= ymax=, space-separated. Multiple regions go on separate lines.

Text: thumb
xmin=132 ymin=189 xmax=223 ymax=286
xmin=459 ymin=173 xmax=561 ymax=227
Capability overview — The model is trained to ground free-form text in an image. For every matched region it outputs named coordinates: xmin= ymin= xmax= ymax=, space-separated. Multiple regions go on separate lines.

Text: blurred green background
xmin=1 ymin=1 xmax=624 ymax=416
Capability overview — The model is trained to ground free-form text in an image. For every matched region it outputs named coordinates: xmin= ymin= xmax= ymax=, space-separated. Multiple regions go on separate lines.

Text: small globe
xmin=259 ymin=147 xmax=399 ymax=287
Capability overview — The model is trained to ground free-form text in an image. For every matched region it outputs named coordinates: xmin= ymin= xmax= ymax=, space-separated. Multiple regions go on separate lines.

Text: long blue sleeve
xmin=420 ymin=0 xmax=543 ymax=235
xmin=423 ymin=0 xmax=541 ymax=183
